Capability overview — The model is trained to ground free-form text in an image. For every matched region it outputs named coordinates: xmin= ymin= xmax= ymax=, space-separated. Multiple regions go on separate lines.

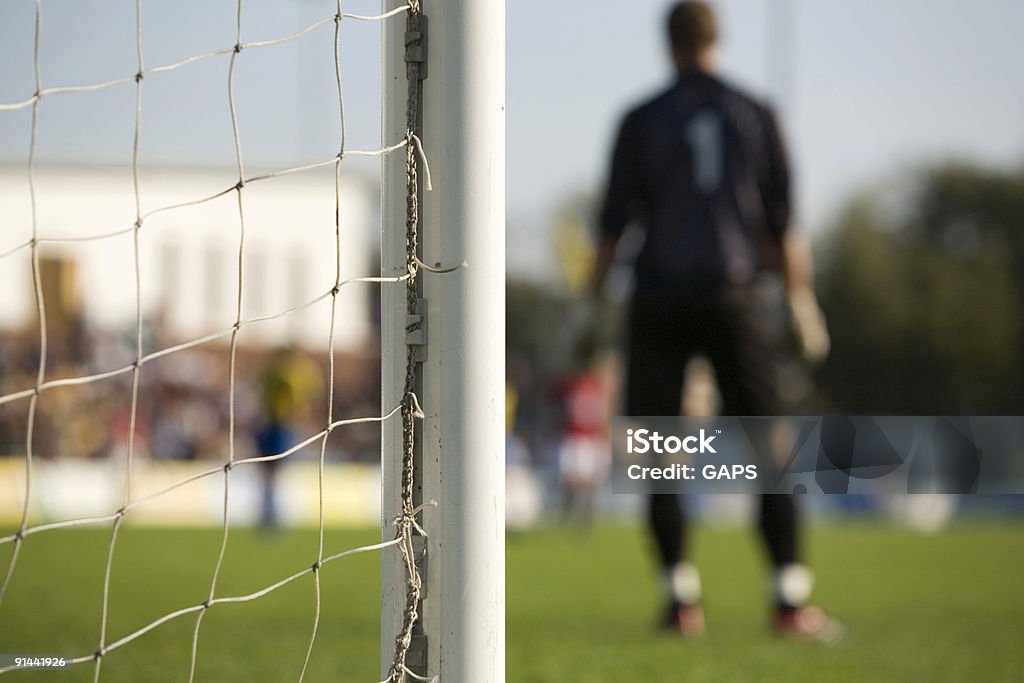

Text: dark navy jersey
xmin=599 ymin=71 xmax=792 ymax=294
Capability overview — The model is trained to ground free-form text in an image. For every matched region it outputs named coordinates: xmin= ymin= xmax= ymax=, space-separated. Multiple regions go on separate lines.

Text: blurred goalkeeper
xmin=587 ymin=1 xmax=840 ymax=642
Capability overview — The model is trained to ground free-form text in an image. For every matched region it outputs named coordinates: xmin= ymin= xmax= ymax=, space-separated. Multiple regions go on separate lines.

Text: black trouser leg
xmin=648 ymin=493 xmax=685 ymax=567
xmin=627 ymin=296 xmax=692 ymax=568
xmin=703 ymin=288 xmax=801 ymax=569
xmin=759 ymin=494 xmax=799 ymax=566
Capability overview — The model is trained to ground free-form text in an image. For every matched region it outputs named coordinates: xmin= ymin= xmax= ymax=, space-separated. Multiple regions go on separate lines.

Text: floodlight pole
xmin=382 ymin=0 xmax=506 ymax=681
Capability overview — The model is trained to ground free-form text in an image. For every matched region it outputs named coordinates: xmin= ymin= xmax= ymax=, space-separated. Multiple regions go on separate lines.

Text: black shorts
xmin=625 ymin=285 xmax=778 ymax=418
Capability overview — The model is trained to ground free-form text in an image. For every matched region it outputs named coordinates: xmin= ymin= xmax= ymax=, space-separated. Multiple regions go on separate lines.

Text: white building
xmin=0 ymin=165 xmax=377 ymax=352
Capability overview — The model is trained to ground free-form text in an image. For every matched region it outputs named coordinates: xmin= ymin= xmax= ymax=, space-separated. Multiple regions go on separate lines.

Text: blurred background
xmin=505 ymin=0 xmax=1024 ymax=527
xmin=0 ymin=0 xmax=1020 ymax=527
xmin=0 ymin=1 xmax=1023 ymax=681
xmin=0 ymin=0 xmax=387 ymax=527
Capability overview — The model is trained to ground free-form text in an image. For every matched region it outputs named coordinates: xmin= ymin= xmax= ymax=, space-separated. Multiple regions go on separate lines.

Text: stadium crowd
xmin=0 ymin=320 xmax=381 ymax=464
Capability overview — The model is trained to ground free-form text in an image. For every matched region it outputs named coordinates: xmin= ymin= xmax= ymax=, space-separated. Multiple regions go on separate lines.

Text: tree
xmin=816 ymin=162 xmax=1024 ymax=413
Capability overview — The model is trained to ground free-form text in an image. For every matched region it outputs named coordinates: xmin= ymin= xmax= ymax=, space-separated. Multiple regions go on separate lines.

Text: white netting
xmin=0 ymin=1 xmax=430 ymax=681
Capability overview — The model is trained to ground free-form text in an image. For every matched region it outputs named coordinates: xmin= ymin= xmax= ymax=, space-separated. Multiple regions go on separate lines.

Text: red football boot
xmin=775 ymin=605 xmax=846 ymax=645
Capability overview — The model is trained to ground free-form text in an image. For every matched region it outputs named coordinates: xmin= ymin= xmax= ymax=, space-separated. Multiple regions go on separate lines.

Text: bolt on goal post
xmin=381 ymin=1 xmax=506 ymax=682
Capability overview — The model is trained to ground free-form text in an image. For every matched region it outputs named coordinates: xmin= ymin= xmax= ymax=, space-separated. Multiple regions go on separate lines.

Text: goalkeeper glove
xmin=788 ymin=289 xmax=830 ymax=364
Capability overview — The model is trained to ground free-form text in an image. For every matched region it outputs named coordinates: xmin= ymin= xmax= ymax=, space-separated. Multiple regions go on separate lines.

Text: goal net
xmin=0 ymin=0 xmax=507 ymax=681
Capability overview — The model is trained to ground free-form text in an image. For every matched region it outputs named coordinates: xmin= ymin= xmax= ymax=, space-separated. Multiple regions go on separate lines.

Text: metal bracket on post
xmin=411 ymin=534 xmax=428 ymax=597
xmin=405 ymin=533 xmax=429 ymax=673
xmin=406 ymin=632 xmax=427 ymax=674
xmin=405 ymin=15 xmax=428 ymax=81
xmin=406 ymin=298 xmax=427 ymax=363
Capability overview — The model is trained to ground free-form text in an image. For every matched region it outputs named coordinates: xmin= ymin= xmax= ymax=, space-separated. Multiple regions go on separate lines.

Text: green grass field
xmin=1 ymin=521 xmax=1022 ymax=682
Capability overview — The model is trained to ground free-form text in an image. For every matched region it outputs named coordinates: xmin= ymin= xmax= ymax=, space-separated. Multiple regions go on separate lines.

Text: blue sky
xmin=2 ymin=0 xmax=1023 ymax=278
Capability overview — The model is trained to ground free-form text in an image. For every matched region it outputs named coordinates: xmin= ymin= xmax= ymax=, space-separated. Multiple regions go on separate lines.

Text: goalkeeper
xmin=587 ymin=1 xmax=840 ymax=642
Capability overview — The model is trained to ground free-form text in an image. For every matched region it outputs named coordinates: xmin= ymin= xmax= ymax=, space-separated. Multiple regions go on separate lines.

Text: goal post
xmin=0 ymin=0 xmax=502 ymax=677
xmin=381 ymin=1 xmax=506 ymax=682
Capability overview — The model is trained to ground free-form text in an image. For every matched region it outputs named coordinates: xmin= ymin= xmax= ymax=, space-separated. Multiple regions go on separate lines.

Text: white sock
xmin=663 ymin=563 xmax=701 ymax=605
xmin=773 ymin=563 xmax=813 ymax=608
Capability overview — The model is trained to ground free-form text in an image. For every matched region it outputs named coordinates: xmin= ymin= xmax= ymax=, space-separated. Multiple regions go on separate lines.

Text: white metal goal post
xmin=381 ymin=1 xmax=506 ymax=682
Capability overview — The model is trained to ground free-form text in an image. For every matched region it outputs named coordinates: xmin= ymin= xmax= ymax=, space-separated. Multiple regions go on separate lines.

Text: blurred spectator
xmin=556 ymin=354 xmax=612 ymax=527
xmin=0 ymin=320 xmax=380 ymax=468
xmin=254 ymin=347 xmax=323 ymax=528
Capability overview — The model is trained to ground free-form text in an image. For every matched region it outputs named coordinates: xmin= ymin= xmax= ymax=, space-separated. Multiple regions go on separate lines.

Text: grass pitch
xmin=1 ymin=521 xmax=1022 ymax=682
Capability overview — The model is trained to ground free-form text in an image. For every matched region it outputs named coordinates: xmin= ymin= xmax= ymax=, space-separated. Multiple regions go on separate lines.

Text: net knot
xmin=202 ymin=599 xmax=212 ymax=609
xmin=233 ymin=43 xmax=243 ymax=54
xmin=133 ymin=218 xmax=142 ymax=229
xmin=94 ymin=648 xmax=105 ymax=659
xmin=115 ymin=507 xmax=127 ymax=518
xmin=224 ymin=462 xmax=234 ymax=473
xmin=334 ymin=12 xmax=343 ymax=24
xmin=311 ymin=560 xmax=322 ymax=572
xmin=234 ymin=180 xmax=245 ymax=191
xmin=13 ymin=530 xmax=23 ymax=541
xmin=135 ymin=71 xmax=144 ymax=83
xmin=402 ymin=391 xmax=425 ymax=419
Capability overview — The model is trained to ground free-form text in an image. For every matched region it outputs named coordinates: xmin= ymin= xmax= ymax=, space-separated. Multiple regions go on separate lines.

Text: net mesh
xmin=0 ymin=1 xmax=429 ymax=681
